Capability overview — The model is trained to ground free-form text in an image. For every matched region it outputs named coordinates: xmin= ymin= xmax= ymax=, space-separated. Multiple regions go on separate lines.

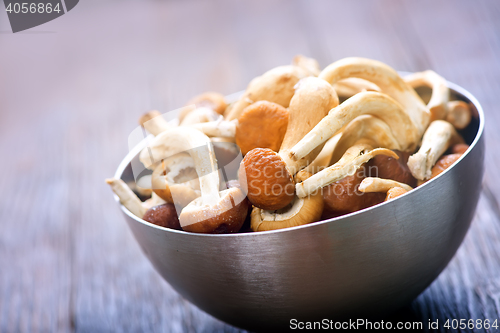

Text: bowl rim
xmin=112 ymin=79 xmax=485 ymax=237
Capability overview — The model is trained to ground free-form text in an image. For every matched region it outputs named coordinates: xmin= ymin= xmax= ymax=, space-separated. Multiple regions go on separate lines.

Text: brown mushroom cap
xmin=180 ymin=92 xmax=227 ymax=121
xmin=235 ymin=101 xmax=289 ymax=155
xmin=180 ymin=187 xmax=249 ymax=233
xmin=430 ymin=153 xmax=462 ymax=179
xmin=239 ymin=148 xmax=295 ymax=211
xmin=451 ymin=143 xmax=469 ymax=155
xmin=385 ymin=187 xmax=408 ymax=201
xmin=366 ymin=150 xmax=416 ymax=187
xmin=322 ymin=167 xmax=385 ymax=214
xmin=143 ymin=203 xmax=181 ymax=230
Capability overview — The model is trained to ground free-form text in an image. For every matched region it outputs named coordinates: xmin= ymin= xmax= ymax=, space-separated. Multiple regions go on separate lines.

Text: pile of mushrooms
xmin=107 ymin=56 xmax=474 ymax=233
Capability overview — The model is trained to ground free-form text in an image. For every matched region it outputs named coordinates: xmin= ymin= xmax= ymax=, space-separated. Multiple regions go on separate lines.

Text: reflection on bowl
xmin=111 ymin=80 xmax=484 ymax=331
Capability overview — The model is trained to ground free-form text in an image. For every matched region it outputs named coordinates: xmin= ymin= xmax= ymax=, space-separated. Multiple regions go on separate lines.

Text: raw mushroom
xmin=295 ymin=142 xmax=399 ymax=198
xmin=142 ymin=127 xmax=249 ymax=233
xmin=239 ymin=77 xmax=339 ymax=210
xmin=289 ymin=91 xmax=419 ymax=163
xmin=446 ymin=100 xmax=472 ymax=130
xmin=235 ymin=101 xmax=289 ymax=155
xmin=319 ymin=57 xmax=430 ymax=136
xmin=292 ymin=54 xmax=321 ymax=76
xmin=106 ymin=178 xmax=147 ymax=218
xmin=328 ymin=114 xmax=402 ymax=165
xmin=385 ymin=187 xmax=409 ymax=201
xmin=300 ymin=133 xmax=342 ymax=177
xmin=404 ymin=70 xmax=449 ymax=121
xmin=151 ymin=153 xmax=201 ymax=207
xmin=183 ymin=92 xmax=227 ymax=120
xmin=180 ymin=107 xmax=220 ymax=126
xmin=250 ymin=172 xmax=323 ymax=231
xmin=407 ymin=120 xmax=464 ymax=180
xmin=226 ymin=65 xmax=310 ymax=120
xmin=333 ymin=78 xmax=381 ymax=99
xmin=191 ymin=118 xmax=237 ymax=138
xmin=142 ymin=192 xmax=167 ymax=211
xmin=358 ymin=177 xmax=413 ymax=194
xmin=138 ymin=110 xmax=172 ymax=136
xmin=143 ymin=203 xmax=181 ymax=230
xmin=366 ymin=150 xmax=416 ymax=187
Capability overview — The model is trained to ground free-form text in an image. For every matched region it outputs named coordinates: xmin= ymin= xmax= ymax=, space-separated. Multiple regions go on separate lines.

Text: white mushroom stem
xmin=180 ymin=107 xmax=220 ymax=126
xmin=296 ymin=143 xmax=399 ymax=198
xmin=319 ymin=57 xmax=430 ymax=136
xmin=191 ymin=118 xmax=237 ymax=138
xmin=139 ymin=127 xmax=220 ymax=206
xmin=358 ymin=177 xmax=413 ymax=193
xmin=407 ymin=120 xmax=464 ymax=180
xmin=446 ymin=101 xmax=471 ymax=130
xmin=329 ymin=115 xmax=402 ymax=165
xmin=106 ymin=178 xmax=147 ymax=218
xmin=138 ymin=110 xmax=172 ymax=136
xmin=302 ymin=133 xmax=342 ymax=175
xmin=289 ymin=91 xmax=417 ymax=162
xmin=333 ymin=78 xmax=381 ymax=97
xmin=404 ymin=70 xmax=449 ymax=121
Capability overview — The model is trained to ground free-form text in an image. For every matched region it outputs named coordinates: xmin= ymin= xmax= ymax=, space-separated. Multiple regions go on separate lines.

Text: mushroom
xmin=292 ymin=54 xmax=321 ymax=76
xmin=322 ymin=166 xmax=385 ymax=215
xmin=446 ymin=100 xmax=472 ymax=130
xmin=142 ymin=192 xmax=167 ymax=211
xmin=319 ymin=57 xmax=430 ymax=137
xmin=407 ymin=120 xmax=464 ymax=180
xmin=138 ymin=110 xmax=172 ymax=136
xmin=179 ymin=107 xmax=220 ymax=126
xmin=289 ymin=91 xmax=419 ymax=163
xmin=295 ymin=142 xmax=399 ymax=198
xmin=151 ymin=153 xmax=201 ymax=207
xmin=239 ymin=77 xmax=339 ymax=210
xmin=226 ymin=65 xmax=310 ymax=120
xmin=429 ymin=153 xmax=463 ymax=180
xmin=250 ymin=172 xmax=323 ymax=231
xmin=358 ymin=177 xmax=413 ymax=194
xmin=385 ymin=187 xmax=409 ymax=201
xmin=191 ymin=118 xmax=237 ymax=138
xmin=183 ymin=92 xmax=227 ymax=121
xmin=141 ymin=127 xmax=248 ymax=233
xmin=106 ymin=178 xmax=147 ymax=218
xmin=235 ymin=101 xmax=289 ymax=155
xmin=328 ymin=114 xmax=402 ymax=165
xmin=365 ymin=149 xmax=416 ymax=187
xmin=143 ymin=203 xmax=181 ymax=230
xmin=300 ymin=133 xmax=342 ymax=176
xmin=451 ymin=143 xmax=469 ymax=154
xmin=404 ymin=70 xmax=449 ymax=121
xmin=333 ymin=78 xmax=381 ymax=99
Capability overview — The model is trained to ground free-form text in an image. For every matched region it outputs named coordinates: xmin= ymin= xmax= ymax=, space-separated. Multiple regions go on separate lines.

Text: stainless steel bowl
xmin=112 ymin=81 xmax=484 ymax=331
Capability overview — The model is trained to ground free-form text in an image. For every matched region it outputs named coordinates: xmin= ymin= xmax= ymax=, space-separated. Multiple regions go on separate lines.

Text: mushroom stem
xmin=319 ymin=57 xmax=430 ymax=136
xmin=191 ymin=118 xmax=237 ymax=138
xmin=138 ymin=110 xmax=172 ymax=136
xmin=446 ymin=101 xmax=471 ymax=130
xmin=296 ymin=143 xmax=399 ymax=198
xmin=106 ymin=178 xmax=147 ymax=218
xmin=404 ymin=70 xmax=449 ymax=121
xmin=289 ymin=92 xmax=417 ymax=162
xmin=358 ymin=177 xmax=413 ymax=193
xmin=407 ymin=120 xmax=464 ymax=180
xmin=333 ymin=78 xmax=381 ymax=98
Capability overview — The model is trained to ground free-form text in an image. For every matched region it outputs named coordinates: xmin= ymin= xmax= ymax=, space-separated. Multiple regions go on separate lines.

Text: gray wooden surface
xmin=1 ymin=0 xmax=499 ymax=332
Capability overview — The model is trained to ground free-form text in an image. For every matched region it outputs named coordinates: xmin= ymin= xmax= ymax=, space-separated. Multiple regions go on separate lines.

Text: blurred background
xmin=1 ymin=0 xmax=499 ymax=332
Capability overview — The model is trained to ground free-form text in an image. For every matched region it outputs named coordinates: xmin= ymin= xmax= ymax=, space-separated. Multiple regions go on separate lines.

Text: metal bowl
xmin=112 ymin=81 xmax=484 ymax=331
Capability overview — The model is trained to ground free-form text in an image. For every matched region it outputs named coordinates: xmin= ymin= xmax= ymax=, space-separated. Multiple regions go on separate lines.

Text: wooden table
xmin=1 ymin=0 xmax=499 ymax=332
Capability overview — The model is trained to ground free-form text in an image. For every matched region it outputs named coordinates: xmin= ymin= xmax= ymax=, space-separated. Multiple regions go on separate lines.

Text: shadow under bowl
xmin=112 ymin=80 xmax=484 ymax=332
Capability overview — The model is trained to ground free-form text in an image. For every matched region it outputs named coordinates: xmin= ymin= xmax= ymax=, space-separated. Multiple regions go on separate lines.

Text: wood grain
xmin=0 ymin=0 xmax=499 ymax=332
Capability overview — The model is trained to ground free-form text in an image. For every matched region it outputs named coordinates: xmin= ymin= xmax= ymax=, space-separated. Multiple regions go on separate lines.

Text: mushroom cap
xmin=235 ymin=101 xmax=289 ymax=155
xmin=180 ymin=107 xmax=220 ymax=126
xmin=430 ymin=153 xmax=462 ymax=179
xmin=143 ymin=203 xmax=181 ymax=230
xmin=226 ymin=65 xmax=310 ymax=120
xmin=250 ymin=192 xmax=323 ymax=232
xmin=180 ymin=187 xmax=249 ymax=234
xmin=446 ymin=100 xmax=472 ymax=130
xmin=239 ymin=148 xmax=295 ymax=210
xmin=322 ymin=167 xmax=385 ymax=214
xmin=451 ymin=143 xmax=469 ymax=155
xmin=365 ymin=150 xmax=416 ymax=187
xmin=185 ymin=92 xmax=227 ymax=117
xmin=292 ymin=54 xmax=321 ymax=76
